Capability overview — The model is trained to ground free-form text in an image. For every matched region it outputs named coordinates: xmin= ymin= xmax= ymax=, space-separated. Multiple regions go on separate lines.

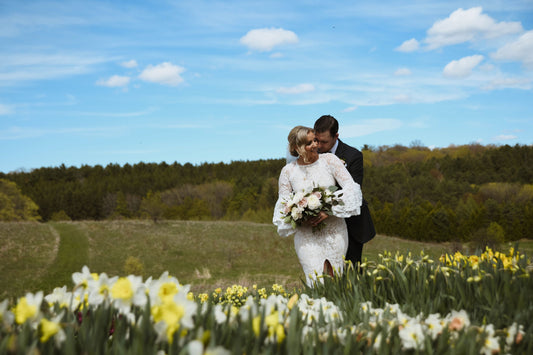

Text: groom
xmin=314 ymin=115 xmax=376 ymax=268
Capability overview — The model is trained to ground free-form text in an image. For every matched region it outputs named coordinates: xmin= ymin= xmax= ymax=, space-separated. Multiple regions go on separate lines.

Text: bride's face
xmin=303 ymin=131 xmax=319 ymax=159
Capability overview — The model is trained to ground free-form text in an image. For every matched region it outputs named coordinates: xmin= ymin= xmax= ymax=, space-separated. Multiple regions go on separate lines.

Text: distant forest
xmin=2 ymin=143 xmax=532 ymax=243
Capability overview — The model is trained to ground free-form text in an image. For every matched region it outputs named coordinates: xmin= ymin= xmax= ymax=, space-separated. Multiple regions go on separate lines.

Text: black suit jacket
xmin=335 ymin=140 xmax=376 ymax=244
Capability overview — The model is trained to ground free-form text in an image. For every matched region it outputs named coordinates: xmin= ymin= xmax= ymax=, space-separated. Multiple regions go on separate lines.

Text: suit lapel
xmin=335 ymin=139 xmax=346 ymax=158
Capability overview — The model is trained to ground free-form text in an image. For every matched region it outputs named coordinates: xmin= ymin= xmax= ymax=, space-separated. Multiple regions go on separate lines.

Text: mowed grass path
xmin=1 ymin=220 xmax=532 ymax=301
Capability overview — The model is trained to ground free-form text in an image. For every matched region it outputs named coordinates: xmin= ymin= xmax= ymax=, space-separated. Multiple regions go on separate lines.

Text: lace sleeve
xmin=272 ymin=165 xmax=296 ymax=237
xmin=325 ymin=154 xmax=362 ymax=218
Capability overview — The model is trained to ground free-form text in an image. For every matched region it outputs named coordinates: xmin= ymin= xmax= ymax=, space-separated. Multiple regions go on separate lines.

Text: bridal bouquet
xmin=281 ymin=185 xmax=343 ymax=232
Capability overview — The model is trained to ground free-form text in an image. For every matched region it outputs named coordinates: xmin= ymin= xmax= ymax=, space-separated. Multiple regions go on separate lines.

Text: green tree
xmin=0 ymin=179 xmax=41 ymax=221
xmin=140 ymin=191 xmax=165 ymax=223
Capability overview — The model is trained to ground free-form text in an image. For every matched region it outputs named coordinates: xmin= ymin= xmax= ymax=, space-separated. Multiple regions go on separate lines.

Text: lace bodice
xmin=273 ymin=153 xmax=362 ymax=237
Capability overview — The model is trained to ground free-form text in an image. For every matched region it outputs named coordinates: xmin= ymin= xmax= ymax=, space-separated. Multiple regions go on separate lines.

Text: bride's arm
xmin=272 ymin=166 xmax=296 ymax=237
xmin=327 ymin=154 xmax=362 ymax=217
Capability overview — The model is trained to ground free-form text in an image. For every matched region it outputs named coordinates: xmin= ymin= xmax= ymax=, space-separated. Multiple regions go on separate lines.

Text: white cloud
xmin=139 ymin=62 xmax=185 ymax=86
xmin=0 ymin=103 xmax=12 ymax=115
xmin=342 ymin=119 xmax=403 ymax=138
xmin=492 ymin=30 xmax=533 ymax=68
xmin=240 ymin=27 xmax=298 ymax=52
xmin=394 ymin=68 xmax=412 ymax=76
xmin=393 ymin=94 xmax=411 ymax=103
xmin=121 ymin=59 xmax=138 ymax=68
xmin=276 ymin=83 xmax=315 ymax=94
xmin=342 ymin=106 xmax=357 ymax=113
xmin=396 ymin=38 xmax=419 ymax=52
xmin=443 ymin=55 xmax=484 ymax=78
xmin=482 ymin=77 xmax=532 ymax=90
xmin=96 ymin=75 xmax=130 ymax=87
xmin=493 ymin=134 xmax=517 ymax=141
xmin=0 ymin=53 xmax=108 ymax=82
xmin=270 ymin=52 xmax=284 ymax=59
xmin=425 ymin=7 xmax=523 ymax=50
xmin=0 ymin=125 xmax=121 ymax=140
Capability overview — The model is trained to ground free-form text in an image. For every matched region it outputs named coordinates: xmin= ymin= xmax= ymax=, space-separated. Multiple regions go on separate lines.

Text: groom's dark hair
xmin=314 ymin=115 xmax=339 ymax=137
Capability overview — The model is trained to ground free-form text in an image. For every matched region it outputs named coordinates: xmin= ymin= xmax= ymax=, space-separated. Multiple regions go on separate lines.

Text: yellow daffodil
xmin=39 ymin=318 xmax=60 ymax=343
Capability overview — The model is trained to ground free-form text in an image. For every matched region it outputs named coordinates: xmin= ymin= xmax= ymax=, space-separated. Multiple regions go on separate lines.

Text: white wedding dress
xmin=273 ymin=153 xmax=362 ymax=286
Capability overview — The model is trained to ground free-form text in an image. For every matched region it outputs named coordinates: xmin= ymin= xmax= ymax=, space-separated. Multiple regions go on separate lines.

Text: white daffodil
xmin=297 ymin=295 xmax=343 ymax=327
xmin=146 ymin=271 xmax=188 ymax=306
xmin=359 ymin=301 xmax=372 ymax=313
xmin=505 ymin=322 xmax=525 ymax=350
xmin=87 ymin=273 xmax=118 ymax=307
xmin=238 ymin=296 xmax=258 ymax=322
xmin=44 ymin=286 xmax=77 ymax=313
xmin=14 ymin=291 xmax=43 ymax=325
xmin=373 ymin=332 xmax=383 ymax=351
xmin=187 ymin=339 xmax=231 ymax=355
xmin=213 ymin=304 xmax=228 ymax=324
xmin=480 ymin=324 xmax=500 ymax=355
xmin=424 ymin=313 xmax=444 ymax=340
xmin=72 ymin=266 xmax=98 ymax=294
xmin=398 ymin=319 xmax=425 ymax=350
xmin=0 ymin=299 xmax=14 ymax=326
xmin=110 ymin=275 xmax=147 ymax=315
xmin=260 ymin=294 xmax=288 ymax=318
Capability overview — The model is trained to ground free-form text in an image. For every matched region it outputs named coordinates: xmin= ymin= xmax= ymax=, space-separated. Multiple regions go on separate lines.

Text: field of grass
xmin=1 ymin=220 xmax=532 ymax=301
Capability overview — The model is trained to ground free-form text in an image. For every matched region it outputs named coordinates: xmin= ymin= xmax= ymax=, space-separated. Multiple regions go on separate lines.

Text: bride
xmin=273 ymin=126 xmax=362 ymax=286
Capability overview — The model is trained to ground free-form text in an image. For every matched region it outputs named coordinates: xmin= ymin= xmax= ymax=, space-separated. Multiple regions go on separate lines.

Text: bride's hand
xmin=308 ymin=211 xmax=328 ymax=227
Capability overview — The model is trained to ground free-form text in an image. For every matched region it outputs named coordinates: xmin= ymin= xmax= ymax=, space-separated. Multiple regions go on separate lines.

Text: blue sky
xmin=1 ymin=0 xmax=532 ymax=173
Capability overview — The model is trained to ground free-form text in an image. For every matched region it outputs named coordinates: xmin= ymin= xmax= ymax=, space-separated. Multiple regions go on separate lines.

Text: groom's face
xmin=315 ymin=131 xmax=338 ymax=153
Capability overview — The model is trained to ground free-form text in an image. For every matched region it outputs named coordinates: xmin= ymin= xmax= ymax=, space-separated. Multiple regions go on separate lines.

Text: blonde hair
xmin=288 ymin=126 xmax=314 ymax=163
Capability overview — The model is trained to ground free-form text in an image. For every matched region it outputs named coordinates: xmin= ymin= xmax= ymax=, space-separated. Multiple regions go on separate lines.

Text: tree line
xmin=1 ymin=143 xmax=532 ymax=244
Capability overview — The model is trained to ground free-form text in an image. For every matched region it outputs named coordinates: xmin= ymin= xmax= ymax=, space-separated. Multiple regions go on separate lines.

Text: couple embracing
xmin=273 ymin=115 xmax=375 ymax=286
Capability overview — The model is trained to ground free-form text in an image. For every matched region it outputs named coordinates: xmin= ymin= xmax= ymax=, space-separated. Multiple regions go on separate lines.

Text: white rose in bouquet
xmin=306 ymin=194 xmax=322 ymax=211
xmin=292 ymin=191 xmax=305 ymax=206
xmin=291 ymin=206 xmax=303 ymax=221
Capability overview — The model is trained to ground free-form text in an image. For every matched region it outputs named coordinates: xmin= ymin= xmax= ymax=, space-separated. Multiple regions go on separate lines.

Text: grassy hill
xmin=2 ymin=220 xmax=532 ymax=301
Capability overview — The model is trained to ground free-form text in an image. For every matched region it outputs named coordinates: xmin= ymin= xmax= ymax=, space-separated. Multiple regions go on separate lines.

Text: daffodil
xmin=44 ymin=286 xmax=77 ymax=312
xmin=213 ymin=304 xmax=228 ymax=324
xmin=504 ymin=322 xmax=524 ymax=350
xmin=424 ymin=313 xmax=444 ymax=340
xmin=72 ymin=265 xmax=98 ymax=293
xmin=480 ymin=324 xmax=500 ymax=355
xmin=0 ymin=299 xmax=14 ymax=326
xmin=252 ymin=315 xmax=261 ymax=336
xmin=151 ymin=290 xmax=197 ymax=343
xmin=287 ymin=294 xmax=298 ymax=310
xmin=398 ymin=320 xmax=425 ymax=350
xmin=87 ymin=273 xmax=118 ymax=307
xmin=446 ymin=310 xmax=470 ymax=331
xmin=187 ymin=339 xmax=231 ymax=355
xmin=13 ymin=291 xmax=43 ymax=324
xmin=110 ymin=275 xmax=147 ymax=314
xmin=39 ymin=314 xmax=66 ymax=346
